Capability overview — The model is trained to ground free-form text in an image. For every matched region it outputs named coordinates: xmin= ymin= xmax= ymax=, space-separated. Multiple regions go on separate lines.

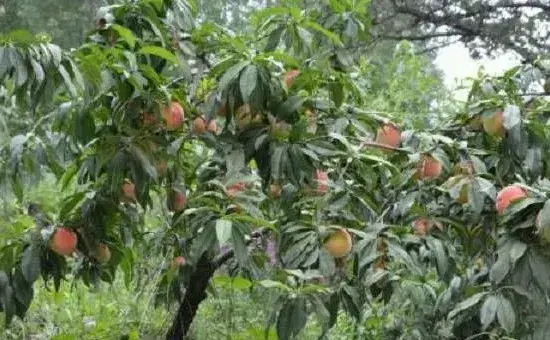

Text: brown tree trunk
xmin=165 ymin=228 xmax=269 ymax=339
xmin=165 ymin=254 xmax=215 ymax=340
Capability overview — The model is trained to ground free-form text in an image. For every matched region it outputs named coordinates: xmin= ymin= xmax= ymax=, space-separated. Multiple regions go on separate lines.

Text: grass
xmin=0 ymin=269 xmax=358 ymax=339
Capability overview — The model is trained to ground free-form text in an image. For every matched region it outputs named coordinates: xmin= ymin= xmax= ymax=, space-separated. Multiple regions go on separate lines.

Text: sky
xmin=434 ymin=42 xmax=520 ymax=101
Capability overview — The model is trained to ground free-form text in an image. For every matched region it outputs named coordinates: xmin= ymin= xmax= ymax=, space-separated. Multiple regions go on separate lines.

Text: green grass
xmin=0 ymin=271 xmax=359 ymax=340
xmin=0 ymin=276 xmax=170 ymax=340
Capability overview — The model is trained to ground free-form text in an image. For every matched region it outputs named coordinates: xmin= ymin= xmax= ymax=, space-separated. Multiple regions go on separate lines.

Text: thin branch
xmin=359 ymin=141 xmax=404 ymax=152
xmin=213 ymin=227 xmax=270 ymax=268
xmin=379 ymin=31 xmax=462 ymax=41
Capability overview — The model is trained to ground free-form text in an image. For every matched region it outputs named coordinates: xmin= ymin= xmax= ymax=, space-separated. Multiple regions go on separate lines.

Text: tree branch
xmin=166 ymin=227 xmax=271 ymax=339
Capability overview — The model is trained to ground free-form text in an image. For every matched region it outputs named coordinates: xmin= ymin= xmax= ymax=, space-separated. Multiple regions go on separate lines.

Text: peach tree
xmin=1 ymin=1 xmax=550 ymax=339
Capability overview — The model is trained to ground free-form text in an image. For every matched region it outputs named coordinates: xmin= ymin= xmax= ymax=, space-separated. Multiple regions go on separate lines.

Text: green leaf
xmin=47 ymin=44 xmax=62 ymax=67
xmin=509 ymin=240 xmax=527 ymax=265
xmin=59 ymin=192 xmax=87 ymax=219
xmin=480 ymin=295 xmax=497 ymax=330
xmin=259 ymin=280 xmax=290 ymax=290
xmin=265 ymin=27 xmax=284 ymax=52
xmin=232 ymin=276 xmax=252 ymax=290
xmin=1 ymin=285 xmax=15 ymax=324
xmin=503 ymin=104 xmax=521 ymax=130
xmin=490 ymin=254 xmax=511 ymax=284
xmin=239 ymin=64 xmax=258 ymax=103
xmin=475 ymin=177 xmax=496 ymax=199
xmin=218 ymin=60 xmax=249 ymax=93
xmin=496 ymin=295 xmax=515 ymax=333
xmin=276 ymin=298 xmax=307 ymax=340
xmin=301 ymin=20 xmax=343 ymax=46
xmin=29 ymin=58 xmax=44 ymax=84
xmin=112 ymin=24 xmax=137 ymax=49
xmin=270 ymin=145 xmax=286 ymax=180
xmin=328 ymin=80 xmax=344 ymax=107
xmin=20 ymin=246 xmax=41 ymax=283
xmin=215 ymin=219 xmax=232 ymax=246
xmin=58 ymin=64 xmax=77 ymax=97
xmin=340 ymin=285 xmax=361 ymax=320
xmin=138 ymin=45 xmax=179 ymax=64
xmin=231 ymin=224 xmax=249 ymax=266
xmin=448 ymin=292 xmax=487 ymax=319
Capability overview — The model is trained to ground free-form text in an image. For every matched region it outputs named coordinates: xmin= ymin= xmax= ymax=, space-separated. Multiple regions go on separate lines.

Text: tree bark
xmin=165 ymin=228 xmax=269 ymax=339
xmin=166 ymin=254 xmax=215 ymax=339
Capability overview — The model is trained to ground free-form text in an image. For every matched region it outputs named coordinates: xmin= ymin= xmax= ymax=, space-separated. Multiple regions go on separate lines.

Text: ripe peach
xmin=324 ymin=228 xmax=353 ymax=258
xmin=375 ymin=123 xmax=401 ymax=148
xmin=226 ymin=181 xmax=246 ymax=198
xmin=168 ymin=188 xmax=187 ymax=212
xmin=171 ymin=256 xmax=186 ymax=269
xmin=416 ymin=155 xmax=442 ymax=180
xmin=122 ymin=179 xmax=137 ymax=202
xmin=94 ymin=243 xmax=111 ymax=263
xmin=496 ymin=185 xmax=527 ymax=215
xmin=194 ymin=116 xmax=207 ymax=134
xmin=413 ymin=218 xmax=429 ymax=236
xmin=315 ymin=170 xmax=329 ymax=194
xmin=162 ymin=101 xmax=185 ymax=131
xmin=50 ymin=228 xmax=78 ymax=256
xmin=283 ymin=69 xmax=300 ymax=88
xmin=482 ymin=111 xmax=506 ymax=137
xmin=207 ymin=119 xmax=217 ymax=133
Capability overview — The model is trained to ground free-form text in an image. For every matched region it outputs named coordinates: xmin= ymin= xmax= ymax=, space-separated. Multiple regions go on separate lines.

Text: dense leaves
xmin=1 ymin=0 xmax=550 ymax=339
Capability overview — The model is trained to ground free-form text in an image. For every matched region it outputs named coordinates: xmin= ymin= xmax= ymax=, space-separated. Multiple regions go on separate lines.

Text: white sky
xmin=434 ymin=42 xmax=520 ymax=101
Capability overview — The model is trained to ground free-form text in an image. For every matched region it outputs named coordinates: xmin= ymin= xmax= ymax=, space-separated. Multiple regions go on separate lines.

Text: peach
xmin=283 ymin=69 xmax=300 ymax=88
xmin=122 ymin=179 xmax=137 ymax=202
xmin=375 ymin=123 xmax=401 ymax=148
xmin=194 ymin=116 xmax=207 ymax=134
xmin=226 ymin=181 xmax=246 ymax=198
xmin=50 ymin=228 xmax=78 ymax=256
xmin=315 ymin=170 xmax=329 ymax=194
xmin=417 ymin=155 xmax=442 ymax=180
xmin=207 ymin=119 xmax=217 ymax=133
xmin=496 ymin=185 xmax=527 ymax=215
xmin=168 ymin=188 xmax=187 ymax=212
xmin=413 ymin=218 xmax=429 ymax=236
xmin=324 ymin=228 xmax=352 ymax=258
xmin=171 ymin=256 xmax=186 ymax=269
xmin=162 ymin=101 xmax=185 ymax=131
xmin=482 ymin=111 xmax=506 ymax=137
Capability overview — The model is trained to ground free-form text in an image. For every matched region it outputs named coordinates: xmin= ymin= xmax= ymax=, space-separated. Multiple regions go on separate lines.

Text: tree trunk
xmin=166 ymin=254 xmax=216 ymax=340
xmin=165 ymin=228 xmax=269 ymax=339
